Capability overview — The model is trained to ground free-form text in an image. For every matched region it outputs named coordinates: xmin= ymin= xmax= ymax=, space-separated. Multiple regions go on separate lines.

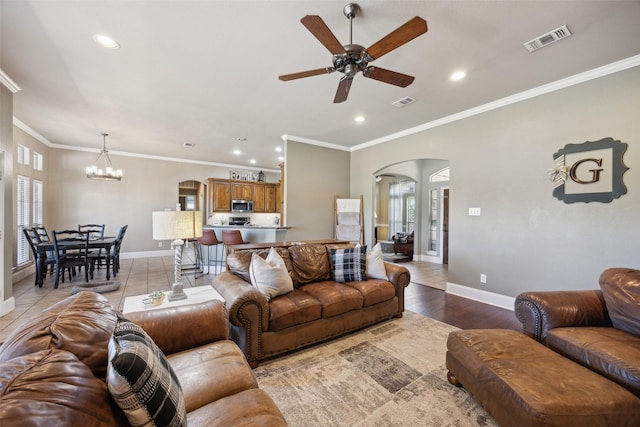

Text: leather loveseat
xmin=0 ymin=291 xmax=287 ymax=426
xmin=213 ymin=242 xmax=411 ymax=367
xmin=515 ymin=267 xmax=640 ymax=398
xmin=445 ymin=267 xmax=640 ymax=426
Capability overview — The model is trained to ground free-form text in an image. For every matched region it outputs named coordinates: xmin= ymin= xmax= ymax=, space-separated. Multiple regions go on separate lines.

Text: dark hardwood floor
xmin=403 ymin=268 xmax=522 ymax=331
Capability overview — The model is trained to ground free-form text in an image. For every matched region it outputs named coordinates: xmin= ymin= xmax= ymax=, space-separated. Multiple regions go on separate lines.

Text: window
xmin=430 ymin=167 xmax=450 ymax=183
xmin=17 ymin=144 xmax=30 ymax=166
xmin=17 ymin=175 xmax=31 ymax=265
xmin=33 ymin=180 xmax=43 ymax=226
xmin=33 ymin=152 xmax=43 ymax=171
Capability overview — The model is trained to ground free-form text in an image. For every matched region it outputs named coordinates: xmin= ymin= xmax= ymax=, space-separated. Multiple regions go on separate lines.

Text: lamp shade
xmin=152 ymin=211 xmax=203 ymax=240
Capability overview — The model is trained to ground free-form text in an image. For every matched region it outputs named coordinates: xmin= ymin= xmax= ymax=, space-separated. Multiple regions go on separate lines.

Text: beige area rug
xmin=254 ymin=311 xmax=497 ymax=427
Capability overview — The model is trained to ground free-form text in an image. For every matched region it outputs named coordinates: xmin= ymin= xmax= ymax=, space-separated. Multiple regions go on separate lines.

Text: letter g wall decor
xmin=549 ymin=137 xmax=629 ymax=204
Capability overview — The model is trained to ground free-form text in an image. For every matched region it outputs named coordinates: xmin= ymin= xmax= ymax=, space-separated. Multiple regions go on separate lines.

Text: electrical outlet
xmin=480 ymin=274 xmax=487 ymax=283
xmin=469 ymin=207 xmax=481 ymax=216
xmin=158 ymin=241 xmax=163 ymax=247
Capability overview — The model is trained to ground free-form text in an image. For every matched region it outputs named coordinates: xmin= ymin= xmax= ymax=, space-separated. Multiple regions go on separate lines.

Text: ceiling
xmin=2 ymin=1 xmax=640 ymax=171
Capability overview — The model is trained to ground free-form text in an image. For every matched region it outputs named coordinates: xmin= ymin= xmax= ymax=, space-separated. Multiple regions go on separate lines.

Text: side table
xmin=122 ymin=285 xmax=225 ymax=314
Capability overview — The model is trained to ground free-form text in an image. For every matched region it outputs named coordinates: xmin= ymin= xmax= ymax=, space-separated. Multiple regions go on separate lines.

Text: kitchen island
xmin=200 ymin=225 xmax=291 ymax=273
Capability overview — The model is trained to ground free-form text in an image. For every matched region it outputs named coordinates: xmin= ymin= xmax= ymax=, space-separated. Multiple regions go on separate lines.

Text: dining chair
xmin=23 ymin=228 xmax=55 ymax=287
xmin=33 ymin=226 xmax=55 ymax=273
xmin=52 ymin=229 xmax=89 ymax=289
xmin=107 ymin=225 xmax=128 ymax=278
xmin=80 ymin=223 xmax=105 ymax=272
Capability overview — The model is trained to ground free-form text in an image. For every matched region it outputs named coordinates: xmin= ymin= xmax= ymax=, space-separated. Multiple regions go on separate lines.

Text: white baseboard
xmin=1 ymin=296 xmax=15 ymax=317
xmin=120 ymin=250 xmax=174 ymax=259
xmin=446 ymin=282 xmax=515 ymax=311
xmin=417 ymin=254 xmax=442 ymax=264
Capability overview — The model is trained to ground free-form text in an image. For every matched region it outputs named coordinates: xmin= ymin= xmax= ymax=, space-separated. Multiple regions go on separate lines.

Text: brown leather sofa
xmin=213 ymin=242 xmax=411 ymax=367
xmin=446 ymin=267 xmax=640 ymax=426
xmin=0 ymin=291 xmax=287 ymax=426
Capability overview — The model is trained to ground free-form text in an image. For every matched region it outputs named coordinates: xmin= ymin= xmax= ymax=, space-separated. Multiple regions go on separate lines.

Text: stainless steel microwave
xmin=231 ymin=199 xmax=253 ymax=213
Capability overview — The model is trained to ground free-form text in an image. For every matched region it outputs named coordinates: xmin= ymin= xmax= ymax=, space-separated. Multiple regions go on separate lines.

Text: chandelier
xmin=85 ymin=133 xmax=123 ymax=181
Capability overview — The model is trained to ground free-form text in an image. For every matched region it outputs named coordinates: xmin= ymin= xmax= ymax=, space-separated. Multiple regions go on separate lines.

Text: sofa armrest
xmin=383 ymin=262 xmax=411 ymax=313
xmin=213 ymin=271 xmax=269 ymax=366
xmin=213 ymin=272 xmax=269 ymax=329
xmin=125 ymin=299 xmax=229 ymax=356
xmin=514 ymin=290 xmax=612 ymax=342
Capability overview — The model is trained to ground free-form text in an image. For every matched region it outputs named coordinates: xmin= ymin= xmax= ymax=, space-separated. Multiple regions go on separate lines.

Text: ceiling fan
xmin=279 ymin=3 xmax=428 ymax=103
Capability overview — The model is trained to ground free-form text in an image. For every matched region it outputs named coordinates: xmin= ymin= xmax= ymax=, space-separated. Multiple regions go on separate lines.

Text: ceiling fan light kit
xmin=279 ymin=3 xmax=428 ymax=103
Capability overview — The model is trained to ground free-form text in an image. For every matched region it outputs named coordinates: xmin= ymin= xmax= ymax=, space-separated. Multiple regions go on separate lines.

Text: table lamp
xmin=152 ymin=210 xmax=203 ymax=301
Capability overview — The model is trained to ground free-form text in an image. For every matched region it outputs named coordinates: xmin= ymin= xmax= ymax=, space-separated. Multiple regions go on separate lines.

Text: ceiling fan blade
xmin=363 ymin=67 xmax=415 ymax=87
xmin=279 ymin=68 xmax=334 ymax=81
xmin=365 ymin=17 xmax=428 ymax=60
xmin=301 ymin=15 xmax=346 ymax=55
xmin=333 ymin=76 xmax=354 ymax=103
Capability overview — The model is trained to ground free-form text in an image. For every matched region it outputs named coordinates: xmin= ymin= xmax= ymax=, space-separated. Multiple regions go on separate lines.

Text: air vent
xmin=392 ymin=96 xmax=416 ymax=108
xmin=524 ymin=25 xmax=571 ymax=52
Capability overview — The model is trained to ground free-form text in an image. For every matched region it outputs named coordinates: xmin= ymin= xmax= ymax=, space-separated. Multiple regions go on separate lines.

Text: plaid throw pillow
xmin=107 ymin=316 xmax=187 ymax=427
xmin=331 ymin=246 xmax=368 ymax=283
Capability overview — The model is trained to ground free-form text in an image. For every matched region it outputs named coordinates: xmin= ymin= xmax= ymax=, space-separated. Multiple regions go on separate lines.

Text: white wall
xmin=351 ymin=66 xmax=640 ymax=299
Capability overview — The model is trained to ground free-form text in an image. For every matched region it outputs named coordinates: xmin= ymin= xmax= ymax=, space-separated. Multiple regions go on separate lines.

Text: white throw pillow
xmin=249 ymin=248 xmax=293 ymax=301
xmin=366 ymin=243 xmax=388 ymax=280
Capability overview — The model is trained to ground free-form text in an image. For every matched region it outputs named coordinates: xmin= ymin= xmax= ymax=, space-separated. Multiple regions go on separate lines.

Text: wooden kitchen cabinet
xmin=231 ymin=182 xmax=253 ymax=200
xmin=265 ymin=184 xmax=277 ymax=213
xmin=210 ymin=179 xmax=231 ymax=212
xmin=253 ymin=183 xmax=266 ymax=212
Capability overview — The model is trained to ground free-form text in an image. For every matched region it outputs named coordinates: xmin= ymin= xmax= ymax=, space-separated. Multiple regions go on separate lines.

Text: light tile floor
xmin=1 ymin=256 xmax=446 ymax=343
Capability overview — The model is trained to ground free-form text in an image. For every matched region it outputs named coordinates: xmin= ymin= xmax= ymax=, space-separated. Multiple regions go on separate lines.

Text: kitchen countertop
xmin=204 ymin=225 xmax=291 ymax=229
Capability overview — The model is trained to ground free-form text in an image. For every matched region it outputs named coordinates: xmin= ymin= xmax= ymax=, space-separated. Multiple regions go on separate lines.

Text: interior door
xmin=443 ymin=189 xmax=449 ymax=264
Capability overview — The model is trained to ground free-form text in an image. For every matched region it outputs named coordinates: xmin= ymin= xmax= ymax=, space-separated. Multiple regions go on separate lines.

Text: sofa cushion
xmin=599 ymin=268 xmax=640 ymax=337
xmin=167 ymin=340 xmax=259 ymax=413
xmin=330 ymin=246 xmax=367 ymax=283
xmin=0 ymin=349 xmax=125 ymax=427
xmin=301 ymin=281 xmax=364 ymax=318
xmin=546 ymin=326 xmax=640 ymax=397
xmin=249 ymin=248 xmax=293 ymax=301
xmin=344 ymin=279 xmax=396 ymax=307
xmin=268 ymin=289 xmax=322 ymax=332
xmin=289 ymin=244 xmax=331 ymax=284
xmin=186 ymin=388 xmax=287 ymax=427
xmin=107 ymin=317 xmax=187 ymax=427
xmin=0 ymin=291 xmax=117 ymax=379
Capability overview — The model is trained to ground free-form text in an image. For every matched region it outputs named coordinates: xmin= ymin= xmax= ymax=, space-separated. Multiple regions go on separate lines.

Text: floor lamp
xmin=152 ymin=210 xmax=203 ymax=301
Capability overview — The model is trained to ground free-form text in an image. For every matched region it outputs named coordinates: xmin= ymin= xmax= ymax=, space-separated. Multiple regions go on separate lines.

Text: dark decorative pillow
xmin=107 ymin=316 xmax=187 ymax=427
xmin=330 ymin=246 xmax=367 ymax=283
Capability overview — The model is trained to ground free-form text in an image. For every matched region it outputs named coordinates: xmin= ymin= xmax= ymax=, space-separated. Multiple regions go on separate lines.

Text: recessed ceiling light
xmin=450 ymin=71 xmax=466 ymax=81
xmin=93 ymin=34 xmax=120 ymax=49
xmin=249 ymin=159 xmax=257 ymax=164
xmin=275 ymin=147 xmax=282 ymax=152
xmin=233 ymin=149 xmax=242 ymax=155
xmin=354 ymin=115 xmax=365 ymax=123
xmin=278 ymin=156 xmax=284 ymax=162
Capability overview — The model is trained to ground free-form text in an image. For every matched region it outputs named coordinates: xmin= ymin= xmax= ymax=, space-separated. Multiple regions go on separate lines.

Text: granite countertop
xmin=204 ymin=225 xmax=291 ymax=230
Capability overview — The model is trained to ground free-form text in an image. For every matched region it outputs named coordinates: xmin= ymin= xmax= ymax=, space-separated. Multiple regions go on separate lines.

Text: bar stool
xmin=221 ymin=230 xmax=248 ymax=269
xmin=197 ymin=229 xmax=222 ymax=275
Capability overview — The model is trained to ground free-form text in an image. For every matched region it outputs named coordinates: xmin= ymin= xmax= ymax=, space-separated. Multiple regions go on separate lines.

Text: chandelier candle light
xmin=152 ymin=210 xmax=203 ymax=301
xmin=86 ymin=133 xmax=123 ymax=180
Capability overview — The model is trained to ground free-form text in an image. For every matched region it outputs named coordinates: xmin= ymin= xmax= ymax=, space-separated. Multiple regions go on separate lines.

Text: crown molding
xmin=281 ymin=134 xmax=350 ymax=151
xmin=351 ymin=54 xmax=640 ymax=152
xmin=0 ymin=69 xmax=21 ymax=93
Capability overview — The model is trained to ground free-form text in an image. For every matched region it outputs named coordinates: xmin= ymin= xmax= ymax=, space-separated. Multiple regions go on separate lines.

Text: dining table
xmin=34 ymin=236 xmax=117 ymax=288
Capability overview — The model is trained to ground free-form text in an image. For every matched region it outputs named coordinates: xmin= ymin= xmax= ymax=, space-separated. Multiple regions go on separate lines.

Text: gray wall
xmin=284 ymin=139 xmax=350 ymax=241
xmin=351 ymin=66 xmax=640 ymax=297
xmin=1 ymin=84 xmax=13 ymax=305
